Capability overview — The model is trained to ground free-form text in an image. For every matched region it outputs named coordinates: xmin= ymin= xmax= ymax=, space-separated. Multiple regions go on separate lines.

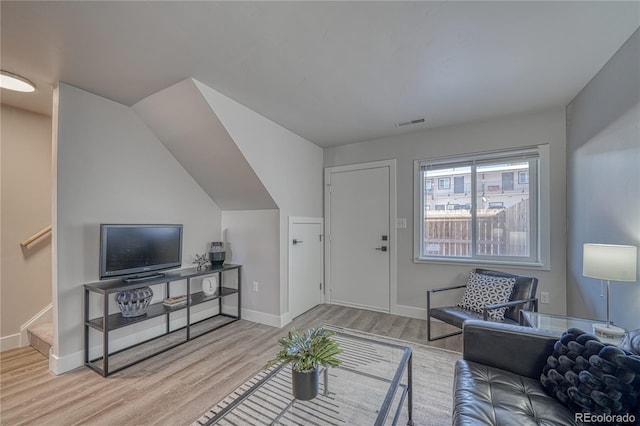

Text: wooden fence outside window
xmin=424 ymin=199 xmax=529 ymax=257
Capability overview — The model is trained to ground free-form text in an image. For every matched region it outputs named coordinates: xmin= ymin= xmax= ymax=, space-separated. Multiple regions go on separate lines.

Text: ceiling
xmin=1 ymin=1 xmax=639 ymax=147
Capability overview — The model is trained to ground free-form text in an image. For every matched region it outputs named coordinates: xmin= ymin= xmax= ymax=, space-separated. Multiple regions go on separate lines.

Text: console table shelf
xmin=86 ymin=287 xmax=239 ymax=332
xmin=84 ymin=264 xmax=241 ymax=377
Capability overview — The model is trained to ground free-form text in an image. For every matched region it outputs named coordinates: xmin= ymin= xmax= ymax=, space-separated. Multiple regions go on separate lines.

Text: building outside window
xmin=415 ymin=147 xmax=543 ymax=265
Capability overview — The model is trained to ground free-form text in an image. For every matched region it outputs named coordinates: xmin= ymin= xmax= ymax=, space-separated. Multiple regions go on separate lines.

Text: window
xmin=454 ymin=176 xmax=465 ymax=194
xmin=425 ymin=178 xmax=434 ymax=192
xmin=438 ymin=177 xmax=450 ymax=190
xmin=519 ymin=171 xmax=529 ymax=184
xmin=502 ymin=172 xmax=514 ymax=191
xmin=415 ymin=147 xmax=544 ymax=265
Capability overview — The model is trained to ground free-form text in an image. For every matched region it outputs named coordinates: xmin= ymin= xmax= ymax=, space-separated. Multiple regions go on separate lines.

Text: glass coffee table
xmin=198 ymin=329 xmax=413 ymax=426
xmin=519 ymin=310 xmax=626 ymax=345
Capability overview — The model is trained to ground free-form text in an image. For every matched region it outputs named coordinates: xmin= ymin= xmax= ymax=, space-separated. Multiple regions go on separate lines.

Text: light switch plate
xmin=396 ymin=218 xmax=407 ymax=229
xmin=540 ymin=292 xmax=549 ymax=304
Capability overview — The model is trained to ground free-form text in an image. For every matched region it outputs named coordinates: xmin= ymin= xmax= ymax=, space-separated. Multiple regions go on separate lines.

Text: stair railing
xmin=20 ymin=225 xmax=52 ymax=248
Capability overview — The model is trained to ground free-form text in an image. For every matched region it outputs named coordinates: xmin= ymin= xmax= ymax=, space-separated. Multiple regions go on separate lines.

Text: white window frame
xmin=413 ymin=145 xmax=550 ymax=269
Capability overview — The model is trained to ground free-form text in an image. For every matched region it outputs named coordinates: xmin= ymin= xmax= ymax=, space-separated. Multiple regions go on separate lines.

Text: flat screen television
xmin=99 ymin=224 xmax=183 ymax=281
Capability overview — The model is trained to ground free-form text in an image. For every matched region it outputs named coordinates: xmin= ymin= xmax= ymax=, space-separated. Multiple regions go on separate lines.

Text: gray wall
xmin=196 ymin=81 xmax=324 ymax=319
xmin=53 ymin=83 xmax=222 ymax=372
xmin=221 ymin=210 xmax=280 ymax=320
xmin=566 ymin=29 xmax=640 ymax=330
xmin=324 ymin=108 xmax=567 ymax=317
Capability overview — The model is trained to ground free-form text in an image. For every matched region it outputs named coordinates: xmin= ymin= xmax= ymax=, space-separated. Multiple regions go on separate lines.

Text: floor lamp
xmin=583 ymin=243 xmax=637 ymax=337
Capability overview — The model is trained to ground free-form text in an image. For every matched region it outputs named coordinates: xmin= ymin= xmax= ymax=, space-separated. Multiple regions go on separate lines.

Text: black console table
xmin=84 ymin=264 xmax=241 ymax=377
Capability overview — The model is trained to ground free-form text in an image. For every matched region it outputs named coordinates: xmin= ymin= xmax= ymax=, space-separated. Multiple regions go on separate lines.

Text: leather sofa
xmin=453 ymin=320 xmax=583 ymax=425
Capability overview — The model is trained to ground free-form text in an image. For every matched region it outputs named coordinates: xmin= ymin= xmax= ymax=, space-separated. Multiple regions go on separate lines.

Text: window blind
xmin=419 ymin=147 xmax=540 ymax=171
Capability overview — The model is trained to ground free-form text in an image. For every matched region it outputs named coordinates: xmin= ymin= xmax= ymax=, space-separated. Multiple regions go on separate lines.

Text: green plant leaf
xmin=265 ymin=327 xmax=343 ymax=372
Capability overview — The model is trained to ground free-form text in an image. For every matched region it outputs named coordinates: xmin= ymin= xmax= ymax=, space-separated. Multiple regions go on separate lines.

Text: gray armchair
xmin=427 ymin=268 xmax=538 ymax=341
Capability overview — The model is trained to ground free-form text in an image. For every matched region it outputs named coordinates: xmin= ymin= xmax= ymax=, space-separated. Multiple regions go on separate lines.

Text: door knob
xmin=292 ymin=239 xmax=303 ymax=245
xmin=375 ymin=246 xmax=388 ymax=252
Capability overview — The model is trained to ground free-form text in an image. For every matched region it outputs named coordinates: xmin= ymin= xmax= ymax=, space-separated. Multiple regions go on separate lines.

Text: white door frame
xmin=324 ymin=159 xmax=398 ymax=314
xmin=288 ymin=216 xmax=324 ymax=320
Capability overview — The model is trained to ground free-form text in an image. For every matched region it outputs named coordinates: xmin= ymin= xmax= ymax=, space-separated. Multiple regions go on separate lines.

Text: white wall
xmin=196 ymin=81 xmax=323 ymax=318
xmin=53 ymin=83 xmax=222 ymax=373
xmin=132 ymin=79 xmax=277 ymax=211
xmin=324 ymin=108 xmax=567 ymax=317
xmin=1 ymin=105 xmax=52 ymax=348
xmin=221 ymin=210 xmax=280 ymax=325
xmin=566 ymin=29 xmax=639 ymax=330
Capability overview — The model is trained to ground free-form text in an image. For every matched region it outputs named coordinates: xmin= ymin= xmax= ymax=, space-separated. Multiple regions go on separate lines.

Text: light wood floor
xmin=0 ymin=304 xmax=461 ymax=426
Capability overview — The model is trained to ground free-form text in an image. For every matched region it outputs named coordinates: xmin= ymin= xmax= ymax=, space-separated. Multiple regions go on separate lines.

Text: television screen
xmin=100 ymin=224 xmax=183 ymax=280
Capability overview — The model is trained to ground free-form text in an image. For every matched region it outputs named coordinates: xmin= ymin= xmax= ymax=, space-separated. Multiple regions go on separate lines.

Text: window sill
xmin=414 ymin=256 xmax=549 ymax=271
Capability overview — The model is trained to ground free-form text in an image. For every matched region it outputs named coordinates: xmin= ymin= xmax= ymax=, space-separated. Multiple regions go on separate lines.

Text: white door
xmin=289 ymin=217 xmax=323 ymax=319
xmin=326 ymin=162 xmax=393 ymax=312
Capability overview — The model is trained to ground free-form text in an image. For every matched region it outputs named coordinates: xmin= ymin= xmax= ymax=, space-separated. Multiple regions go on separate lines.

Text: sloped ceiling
xmin=133 ymin=79 xmax=277 ymax=211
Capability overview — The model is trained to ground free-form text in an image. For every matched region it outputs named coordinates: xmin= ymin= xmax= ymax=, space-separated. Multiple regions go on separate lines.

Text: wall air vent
xmin=395 ymin=118 xmax=425 ymax=128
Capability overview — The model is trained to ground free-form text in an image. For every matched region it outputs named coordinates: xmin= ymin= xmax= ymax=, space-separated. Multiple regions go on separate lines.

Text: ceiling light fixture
xmin=0 ymin=70 xmax=36 ymax=92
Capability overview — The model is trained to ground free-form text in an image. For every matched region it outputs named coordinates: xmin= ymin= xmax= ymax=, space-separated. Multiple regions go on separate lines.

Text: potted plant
xmin=267 ymin=327 xmax=342 ymax=400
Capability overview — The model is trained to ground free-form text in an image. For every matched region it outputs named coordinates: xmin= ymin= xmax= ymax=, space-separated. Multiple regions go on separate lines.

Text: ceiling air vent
xmin=395 ymin=118 xmax=425 ymax=128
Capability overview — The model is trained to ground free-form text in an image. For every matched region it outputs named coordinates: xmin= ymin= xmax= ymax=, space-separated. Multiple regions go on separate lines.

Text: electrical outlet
xmin=540 ymin=292 xmax=549 ymax=304
xmin=253 ymin=281 xmax=259 ymax=292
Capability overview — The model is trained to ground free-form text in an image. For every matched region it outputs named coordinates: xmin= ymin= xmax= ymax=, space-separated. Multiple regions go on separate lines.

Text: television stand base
xmin=122 ymin=272 xmax=166 ymax=283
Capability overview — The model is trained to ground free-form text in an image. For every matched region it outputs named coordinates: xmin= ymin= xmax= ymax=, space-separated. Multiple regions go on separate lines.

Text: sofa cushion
xmin=457 ymin=272 xmax=515 ymax=321
xmin=540 ymin=328 xmax=640 ymax=420
xmin=453 ymin=359 xmax=581 ymax=425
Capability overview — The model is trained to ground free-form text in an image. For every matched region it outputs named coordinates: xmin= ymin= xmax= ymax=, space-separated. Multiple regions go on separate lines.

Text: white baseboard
xmin=329 ymin=300 xmax=391 ymax=314
xmin=49 ymin=303 xmax=430 ymax=375
xmin=50 ymin=351 xmax=82 ymax=375
xmin=0 ymin=333 xmax=21 ymax=352
xmin=326 ymin=301 xmax=427 ymax=321
xmin=241 ymin=308 xmax=287 ymax=328
xmin=393 ymin=304 xmax=427 ymax=320
xmin=280 ymin=312 xmax=293 ymax=328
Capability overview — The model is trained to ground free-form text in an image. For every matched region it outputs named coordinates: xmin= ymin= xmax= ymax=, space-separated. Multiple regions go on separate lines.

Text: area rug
xmin=192 ymin=325 xmax=461 ymax=426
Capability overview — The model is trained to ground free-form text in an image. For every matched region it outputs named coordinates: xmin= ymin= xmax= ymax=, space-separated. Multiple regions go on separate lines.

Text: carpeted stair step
xmin=27 ymin=322 xmax=53 ymax=358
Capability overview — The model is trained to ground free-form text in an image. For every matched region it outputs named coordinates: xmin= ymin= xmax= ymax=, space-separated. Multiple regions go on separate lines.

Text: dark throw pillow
xmin=540 ymin=328 xmax=640 ymax=425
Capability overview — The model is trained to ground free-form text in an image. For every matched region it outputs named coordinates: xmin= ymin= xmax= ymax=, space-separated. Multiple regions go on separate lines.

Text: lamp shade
xmin=583 ymin=243 xmax=637 ymax=282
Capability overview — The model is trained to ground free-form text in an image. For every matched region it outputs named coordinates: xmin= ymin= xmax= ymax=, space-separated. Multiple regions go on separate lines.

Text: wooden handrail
xmin=20 ymin=225 xmax=51 ymax=248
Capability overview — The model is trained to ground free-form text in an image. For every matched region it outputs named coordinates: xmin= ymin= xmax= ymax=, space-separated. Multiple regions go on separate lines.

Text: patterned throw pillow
xmin=456 ymin=272 xmax=516 ymax=321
